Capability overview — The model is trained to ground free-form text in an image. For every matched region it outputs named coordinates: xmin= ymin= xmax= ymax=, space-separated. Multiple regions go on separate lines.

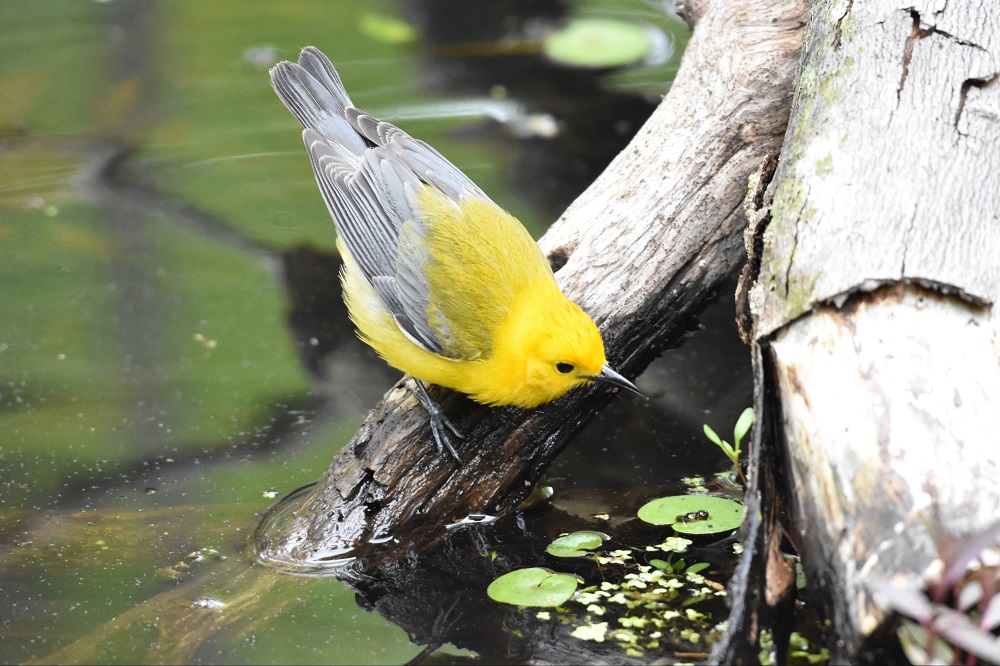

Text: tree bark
xmin=740 ymin=0 xmax=1000 ymax=661
xmin=259 ymin=0 xmax=807 ymax=571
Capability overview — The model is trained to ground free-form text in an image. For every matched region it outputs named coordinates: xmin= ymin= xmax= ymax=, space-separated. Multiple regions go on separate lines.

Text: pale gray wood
xmin=745 ymin=0 xmax=1000 ymax=660
xmin=751 ymin=0 xmax=1000 ymax=338
xmin=771 ymin=285 xmax=1000 ymax=647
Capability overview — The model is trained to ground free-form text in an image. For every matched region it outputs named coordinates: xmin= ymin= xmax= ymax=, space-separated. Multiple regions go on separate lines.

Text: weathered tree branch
xmin=260 ymin=0 xmax=807 ymax=570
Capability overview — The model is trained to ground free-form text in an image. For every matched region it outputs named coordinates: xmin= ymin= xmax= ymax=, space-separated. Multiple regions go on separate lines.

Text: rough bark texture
xmin=260 ymin=0 xmax=807 ymax=570
xmin=749 ymin=0 xmax=1000 ymax=336
xmin=711 ymin=339 xmax=798 ymax=665
xmin=741 ymin=0 xmax=1000 ymax=661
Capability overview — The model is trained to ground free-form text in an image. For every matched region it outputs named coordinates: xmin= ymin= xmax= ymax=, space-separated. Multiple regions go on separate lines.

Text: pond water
xmin=0 ymin=1 xmax=766 ymax=663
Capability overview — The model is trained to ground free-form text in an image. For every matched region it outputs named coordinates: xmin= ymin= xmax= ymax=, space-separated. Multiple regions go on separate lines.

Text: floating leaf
xmin=657 ymin=536 xmax=693 ymax=553
xmin=637 ymin=495 xmax=744 ymax=535
xmin=543 ymin=18 xmax=653 ymax=69
xmin=487 ymin=568 xmax=579 ymax=607
xmin=358 ymin=13 xmax=417 ymax=44
xmin=546 ymin=531 xmax=609 ymax=558
xmin=686 ymin=562 xmax=711 ymax=575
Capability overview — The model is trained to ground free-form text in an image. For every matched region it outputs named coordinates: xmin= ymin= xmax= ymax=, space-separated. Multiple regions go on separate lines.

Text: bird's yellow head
xmin=485 ymin=282 xmax=641 ymax=408
xmin=521 ymin=295 xmax=608 ymax=407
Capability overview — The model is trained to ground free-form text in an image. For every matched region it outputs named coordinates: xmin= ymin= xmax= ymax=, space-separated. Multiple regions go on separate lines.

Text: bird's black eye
xmin=556 ymin=362 xmax=574 ymax=374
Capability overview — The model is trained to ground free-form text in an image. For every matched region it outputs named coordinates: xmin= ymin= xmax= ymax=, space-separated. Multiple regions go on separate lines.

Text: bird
xmin=269 ymin=46 xmax=642 ymax=463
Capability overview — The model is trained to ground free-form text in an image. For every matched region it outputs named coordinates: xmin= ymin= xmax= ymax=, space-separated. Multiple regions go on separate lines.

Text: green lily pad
xmin=544 ymin=18 xmax=653 ymax=69
xmin=546 ymin=530 xmax=609 ymax=558
xmin=358 ymin=13 xmax=417 ymax=45
xmin=637 ymin=495 xmax=744 ymax=535
xmin=487 ymin=568 xmax=579 ymax=607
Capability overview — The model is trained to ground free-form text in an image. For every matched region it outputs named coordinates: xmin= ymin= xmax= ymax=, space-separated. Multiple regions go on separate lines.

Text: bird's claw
xmin=411 ymin=380 xmax=464 ymax=464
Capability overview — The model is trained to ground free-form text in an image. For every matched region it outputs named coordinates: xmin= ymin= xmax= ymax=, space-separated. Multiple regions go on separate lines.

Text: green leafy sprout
xmin=703 ymin=407 xmax=755 ymax=487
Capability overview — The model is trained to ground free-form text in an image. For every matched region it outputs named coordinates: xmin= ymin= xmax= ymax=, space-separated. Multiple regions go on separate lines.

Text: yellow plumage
xmin=270 ymin=47 xmax=641 ymax=457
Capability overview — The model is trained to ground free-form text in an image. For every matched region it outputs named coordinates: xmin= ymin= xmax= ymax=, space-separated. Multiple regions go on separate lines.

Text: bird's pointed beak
xmin=586 ymin=364 xmax=646 ymax=398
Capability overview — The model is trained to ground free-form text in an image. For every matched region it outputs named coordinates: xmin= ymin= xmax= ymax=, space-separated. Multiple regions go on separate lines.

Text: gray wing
xmin=270 ymin=46 xmax=490 ymax=357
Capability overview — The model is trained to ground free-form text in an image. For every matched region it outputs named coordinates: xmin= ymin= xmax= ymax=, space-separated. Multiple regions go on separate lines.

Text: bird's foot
xmin=410 ymin=380 xmax=464 ymax=464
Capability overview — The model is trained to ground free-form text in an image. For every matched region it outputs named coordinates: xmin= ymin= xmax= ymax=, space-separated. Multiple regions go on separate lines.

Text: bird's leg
xmin=410 ymin=379 xmax=464 ymax=464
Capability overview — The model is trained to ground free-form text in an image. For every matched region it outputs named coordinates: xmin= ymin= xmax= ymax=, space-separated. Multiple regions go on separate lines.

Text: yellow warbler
xmin=270 ymin=46 xmax=642 ymax=461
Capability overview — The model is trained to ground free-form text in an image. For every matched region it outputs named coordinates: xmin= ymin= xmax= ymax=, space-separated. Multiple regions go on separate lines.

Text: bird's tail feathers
xmin=270 ymin=46 xmax=368 ymax=153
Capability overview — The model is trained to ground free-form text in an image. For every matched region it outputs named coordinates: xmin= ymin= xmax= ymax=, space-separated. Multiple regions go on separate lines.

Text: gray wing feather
xmin=350 ymin=110 xmax=485 ymax=202
xmin=370 ymin=276 xmax=441 ymax=354
xmin=306 ymin=138 xmax=394 ymax=282
xmin=271 ymin=46 xmax=482 ymax=357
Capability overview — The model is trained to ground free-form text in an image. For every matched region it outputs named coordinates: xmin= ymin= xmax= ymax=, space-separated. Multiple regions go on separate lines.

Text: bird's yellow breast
xmin=412 ymin=188 xmax=555 ymax=362
xmin=340 ymin=189 xmax=609 ymax=408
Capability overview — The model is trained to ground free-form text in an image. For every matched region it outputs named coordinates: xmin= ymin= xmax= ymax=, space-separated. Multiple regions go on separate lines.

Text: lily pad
xmin=487 ymin=567 xmax=579 ymax=607
xmin=358 ymin=13 xmax=417 ymax=44
xmin=637 ymin=495 xmax=744 ymax=535
xmin=544 ymin=18 xmax=653 ymax=69
xmin=546 ymin=530 xmax=609 ymax=558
